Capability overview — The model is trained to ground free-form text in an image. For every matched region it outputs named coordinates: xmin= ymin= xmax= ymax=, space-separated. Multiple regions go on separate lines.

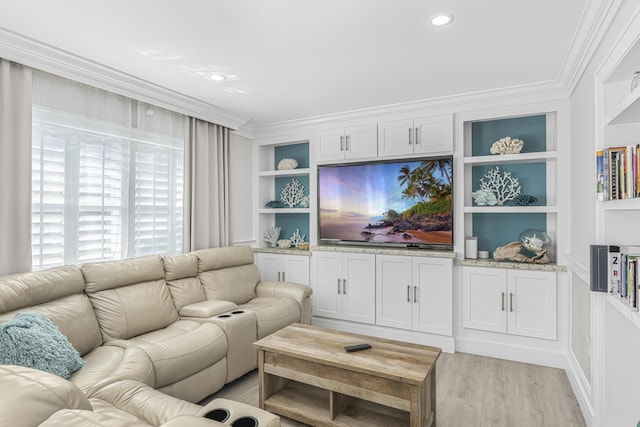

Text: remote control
xmin=344 ymin=343 xmax=372 ymax=353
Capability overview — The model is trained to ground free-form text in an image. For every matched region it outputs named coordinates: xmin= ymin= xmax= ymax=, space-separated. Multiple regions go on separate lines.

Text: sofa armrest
xmin=255 ymin=281 xmax=313 ymax=302
xmin=179 ymin=300 xmax=238 ymax=318
xmin=0 ymin=365 xmax=92 ymax=427
xmin=162 ymin=415 xmax=226 ymax=427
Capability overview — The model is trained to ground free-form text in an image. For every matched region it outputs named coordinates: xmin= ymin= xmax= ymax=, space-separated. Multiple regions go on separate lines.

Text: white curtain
xmin=0 ymin=59 xmax=32 ymax=275
xmin=183 ymin=118 xmax=230 ymax=251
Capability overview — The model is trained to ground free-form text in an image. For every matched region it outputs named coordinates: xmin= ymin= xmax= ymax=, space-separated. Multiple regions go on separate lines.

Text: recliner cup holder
xmin=231 ymin=416 xmax=258 ymax=427
xmin=231 ymin=310 xmax=244 ymax=314
xmin=217 ymin=314 xmax=232 ymax=318
xmin=204 ymin=408 xmax=230 ymax=422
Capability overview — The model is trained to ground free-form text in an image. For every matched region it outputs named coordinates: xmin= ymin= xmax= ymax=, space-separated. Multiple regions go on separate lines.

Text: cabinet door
xmin=258 ymin=253 xmax=282 ymax=282
xmin=342 ymin=253 xmax=376 ymax=324
xmin=282 ymin=255 xmax=310 ymax=285
xmin=316 ymin=128 xmax=346 ymax=162
xmin=344 ymin=124 xmax=378 ymax=160
xmin=413 ymin=114 xmax=453 ymax=154
xmin=311 ymin=252 xmax=342 ymax=320
xmin=377 ymin=119 xmax=414 ymax=157
xmin=507 ymin=270 xmax=557 ymax=340
xmin=375 ymin=255 xmax=413 ymax=329
xmin=413 ymin=257 xmax=452 ymax=335
xmin=462 ymin=267 xmax=507 ymax=333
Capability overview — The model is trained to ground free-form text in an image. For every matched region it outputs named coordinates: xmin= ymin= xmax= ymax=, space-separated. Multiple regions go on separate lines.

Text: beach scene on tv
xmin=319 ymin=158 xmax=453 ymax=245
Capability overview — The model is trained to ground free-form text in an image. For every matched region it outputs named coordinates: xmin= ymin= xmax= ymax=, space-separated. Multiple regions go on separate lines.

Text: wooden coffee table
xmin=254 ymin=323 xmax=440 ymax=426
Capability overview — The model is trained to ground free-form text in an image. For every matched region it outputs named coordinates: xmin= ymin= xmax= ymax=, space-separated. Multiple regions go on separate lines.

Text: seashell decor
xmin=490 ymin=137 xmax=524 ymax=155
xmin=277 ymin=158 xmax=298 ymax=170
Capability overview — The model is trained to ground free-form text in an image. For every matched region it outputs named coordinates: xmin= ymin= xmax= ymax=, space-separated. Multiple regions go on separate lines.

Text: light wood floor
xmin=205 ymin=352 xmax=585 ymax=427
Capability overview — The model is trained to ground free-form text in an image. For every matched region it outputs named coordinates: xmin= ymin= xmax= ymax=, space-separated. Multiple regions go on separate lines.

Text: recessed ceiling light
xmin=430 ymin=14 xmax=454 ymax=26
xmin=208 ymin=74 xmax=226 ymax=81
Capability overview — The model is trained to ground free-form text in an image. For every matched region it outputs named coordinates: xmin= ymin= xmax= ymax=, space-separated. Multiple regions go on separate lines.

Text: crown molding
xmin=0 ymin=27 xmax=249 ymax=130
xmin=252 ymin=0 xmax=621 ymax=139
xmin=558 ymin=0 xmax=623 ymax=96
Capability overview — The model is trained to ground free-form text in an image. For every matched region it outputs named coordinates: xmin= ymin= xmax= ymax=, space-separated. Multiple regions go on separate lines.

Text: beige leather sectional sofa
xmin=0 ymin=245 xmax=312 ymax=426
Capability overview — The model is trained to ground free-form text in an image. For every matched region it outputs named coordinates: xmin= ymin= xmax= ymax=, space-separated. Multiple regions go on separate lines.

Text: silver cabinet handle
xmin=345 ymin=135 xmax=350 ymax=151
xmin=341 ymin=135 xmax=345 ymax=151
xmin=338 ymin=278 xmax=342 ymax=294
xmin=414 ymin=285 xmax=418 ymax=303
xmin=282 ymin=272 xmax=285 ymax=282
xmin=407 ymin=285 xmax=411 ymax=302
xmin=510 ymin=293 xmax=514 ymax=312
xmin=501 ymin=292 xmax=505 ymax=311
xmin=408 ymin=128 xmax=413 ymax=145
xmin=278 ymin=272 xmax=281 ymax=281
xmin=415 ymin=127 xmax=420 ymax=145
xmin=343 ymin=279 xmax=347 ymax=294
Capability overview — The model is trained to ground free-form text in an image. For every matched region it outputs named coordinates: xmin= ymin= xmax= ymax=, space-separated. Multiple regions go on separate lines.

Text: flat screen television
xmin=317 ymin=156 xmax=453 ymax=250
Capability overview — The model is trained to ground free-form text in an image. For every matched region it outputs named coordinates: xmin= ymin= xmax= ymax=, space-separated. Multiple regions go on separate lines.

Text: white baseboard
xmin=311 ymin=317 xmax=455 ymax=353
xmin=454 ymin=336 xmax=568 ymax=369
xmin=566 ymin=349 xmax=596 ymax=427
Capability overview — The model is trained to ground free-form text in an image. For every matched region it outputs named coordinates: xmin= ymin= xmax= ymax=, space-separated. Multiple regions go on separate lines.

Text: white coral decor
xmin=280 ymin=178 xmax=305 ymax=208
xmin=490 ymin=137 xmax=524 ymax=155
xmin=263 ymin=226 xmax=281 ymax=248
xmin=277 ymin=158 xmax=298 ymax=170
xmin=478 ymin=166 xmax=521 ymax=206
xmin=472 ymin=188 xmax=498 ymax=206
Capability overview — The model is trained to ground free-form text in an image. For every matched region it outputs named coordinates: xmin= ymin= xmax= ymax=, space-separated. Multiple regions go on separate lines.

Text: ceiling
xmin=0 ymin=0 xmax=595 ymax=127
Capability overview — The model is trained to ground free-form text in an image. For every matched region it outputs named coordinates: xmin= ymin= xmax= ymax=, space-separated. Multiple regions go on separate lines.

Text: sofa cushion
xmin=82 ymin=255 xmax=165 ymax=293
xmin=0 ymin=293 xmax=103 ymax=356
xmin=238 ymin=297 xmax=301 ymax=339
xmin=71 ymin=346 xmax=154 ymax=396
xmin=199 ymin=265 xmax=260 ymax=304
xmin=0 ymin=265 xmax=85 ymax=313
xmin=87 ymin=280 xmax=179 ymax=342
xmin=0 ymin=312 xmax=83 ymax=379
xmin=163 ymin=254 xmax=206 ymax=310
xmin=121 ymin=321 xmax=228 ymax=388
xmin=193 ymin=246 xmax=255 ymax=272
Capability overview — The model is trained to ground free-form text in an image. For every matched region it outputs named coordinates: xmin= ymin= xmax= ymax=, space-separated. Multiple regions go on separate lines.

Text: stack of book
xmin=596 ymin=145 xmax=640 ymax=201
xmin=609 ymin=245 xmax=640 ymax=310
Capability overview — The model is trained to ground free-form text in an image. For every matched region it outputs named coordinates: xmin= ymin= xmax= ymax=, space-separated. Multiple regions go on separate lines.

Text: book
xmin=596 ymin=149 xmax=605 ymax=201
xmin=609 ymin=245 xmax=621 ymax=294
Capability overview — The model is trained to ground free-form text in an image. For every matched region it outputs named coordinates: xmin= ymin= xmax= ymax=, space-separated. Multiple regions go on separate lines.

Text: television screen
xmin=318 ymin=157 xmax=453 ymax=249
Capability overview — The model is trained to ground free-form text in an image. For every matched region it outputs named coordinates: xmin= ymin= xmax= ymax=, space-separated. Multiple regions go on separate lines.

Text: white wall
xmin=569 ymin=1 xmax=640 ymax=425
xmin=229 ymin=133 xmax=255 ymax=245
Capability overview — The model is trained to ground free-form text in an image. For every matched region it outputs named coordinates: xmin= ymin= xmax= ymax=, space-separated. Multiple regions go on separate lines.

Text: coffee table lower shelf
xmin=264 ymin=380 xmax=410 ymax=427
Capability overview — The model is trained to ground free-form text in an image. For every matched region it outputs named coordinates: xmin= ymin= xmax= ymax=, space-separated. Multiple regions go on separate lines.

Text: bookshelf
xmin=595 ymin=9 xmax=640 ymax=330
xmin=255 ymin=139 xmax=312 ymax=249
xmin=460 ymin=111 xmax=559 ymax=261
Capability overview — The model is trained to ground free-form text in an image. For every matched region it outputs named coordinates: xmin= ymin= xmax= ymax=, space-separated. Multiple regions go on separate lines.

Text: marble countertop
xmin=253 ymin=247 xmax=312 ymax=256
xmin=455 ymin=258 xmax=567 ymax=272
xmin=310 ymin=244 xmax=456 ymax=258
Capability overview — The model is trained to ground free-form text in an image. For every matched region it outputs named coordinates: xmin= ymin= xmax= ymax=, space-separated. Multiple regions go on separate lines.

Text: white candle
xmin=465 ymin=237 xmax=478 ymax=259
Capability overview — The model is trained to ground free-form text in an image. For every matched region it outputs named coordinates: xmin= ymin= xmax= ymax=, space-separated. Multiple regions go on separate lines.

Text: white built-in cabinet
xmin=375 ymin=255 xmax=452 ymax=336
xmin=462 ymin=266 xmax=557 ymax=340
xmin=311 ymin=251 xmax=376 ymax=324
xmin=315 ymin=124 xmax=377 ymax=162
xmin=377 ymin=114 xmax=453 ymax=157
xmin=257 ymin=252 xmax=310 ymax=286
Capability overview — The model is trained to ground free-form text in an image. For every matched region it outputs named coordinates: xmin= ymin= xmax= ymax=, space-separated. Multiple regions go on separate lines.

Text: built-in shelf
xmin=258 ymin=208 xmax=311 ymax=214
xmin=258 ymin=168 xmax=311 ymax=177
xmin=605 ymin=88 xmax=640 ymax=125
xmin=463 ymin=206 xmax=558 ymax=213
xmin=463 ymin=151 xmax=558 ymax=166
xmin=603 ymin=198 xmax=640 ymax=210
xmin=607 ymin=294 xmax=640 ymax=329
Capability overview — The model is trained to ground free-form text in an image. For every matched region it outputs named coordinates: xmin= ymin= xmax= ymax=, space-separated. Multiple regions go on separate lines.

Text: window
xmin=31 ymin=73 xmax=184 ymax=270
